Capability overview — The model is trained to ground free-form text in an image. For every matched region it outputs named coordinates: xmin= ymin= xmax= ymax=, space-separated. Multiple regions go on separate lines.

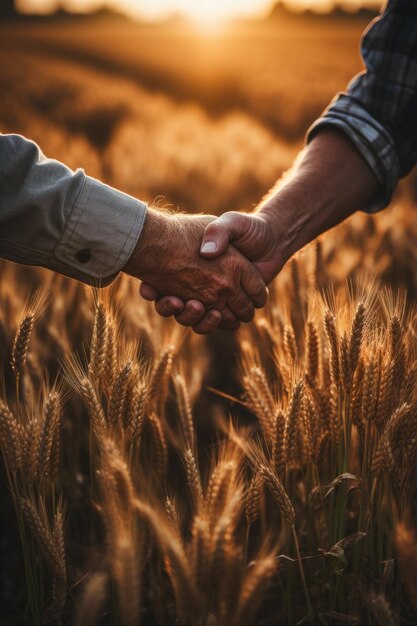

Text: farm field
xmin=1 ymin=8 xmax=417 ymax=625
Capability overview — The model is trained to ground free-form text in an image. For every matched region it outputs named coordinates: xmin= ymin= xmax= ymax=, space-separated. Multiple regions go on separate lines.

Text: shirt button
xmin=76 ymin=249 xmax=92 ymax=264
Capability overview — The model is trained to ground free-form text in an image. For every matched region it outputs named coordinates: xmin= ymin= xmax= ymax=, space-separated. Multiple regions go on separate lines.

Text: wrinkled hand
xmin=199 ymin=211 xmax=284 ymax=283
xmin=142 ymin=211 xmax=283 ymax=329
xmin=124 ymin=209 xmax=268 ymax=334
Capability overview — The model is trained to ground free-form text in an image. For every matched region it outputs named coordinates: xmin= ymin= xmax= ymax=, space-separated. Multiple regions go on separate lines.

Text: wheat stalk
xmin=112 ymin=533 xmax=141 ymax=626
xmin=231 ymin=556 xmax=276 ymax=626
xmin=396 ymin=522 xmax=417 ymax=613
xmin=174 ymin=374 xmax=195 ymax=450
xmin=74 ymin=573 xmax=108 ymax=626
xmin=348 ymin=302 xmax=366 ymax=379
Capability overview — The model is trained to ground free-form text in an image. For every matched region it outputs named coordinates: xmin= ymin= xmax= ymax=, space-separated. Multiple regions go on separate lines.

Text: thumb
xmin=200 ymin=212 xmax=252 ymax=259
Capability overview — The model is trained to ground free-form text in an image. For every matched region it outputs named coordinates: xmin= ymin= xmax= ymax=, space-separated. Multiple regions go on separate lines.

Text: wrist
xmin=123 ymin=208 xmax=171 ymax=280
xmin=256 ymin=129 xmax=378 ymax=261
xmin=257 ymin=193 xmax=309 ymax=266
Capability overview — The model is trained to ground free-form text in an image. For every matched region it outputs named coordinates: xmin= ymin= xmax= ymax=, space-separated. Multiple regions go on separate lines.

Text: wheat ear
xmin=0 ymin=399 xmax=22 ymax=472
xmin=306 ymin=321 xmax=319 ymax=381
xmin=324 ymin=311 xmax=340 ymax=385
xmin=108 ymin=361 xmax=134 ymax=430
xmin=245 ymin=472 xmax=264 ymax=526
xmin=184 ymin=448 xmax=203 ymax=508
xmin=259 ymin=464 xmax=295 ymax=526
xmin=12 ymin=313 xmax=35 ymax=377
xmin=89 ymin=301 xmax=108 ymax=380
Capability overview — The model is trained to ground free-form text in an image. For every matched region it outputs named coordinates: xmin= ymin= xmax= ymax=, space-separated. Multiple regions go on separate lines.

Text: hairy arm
xmin=145 ymin=0 xmax=417 ymax=328
xmin=243 ymin=127 xmax=380 ymax=278
xmin=147 ymin=128 xmax=379 ymax=327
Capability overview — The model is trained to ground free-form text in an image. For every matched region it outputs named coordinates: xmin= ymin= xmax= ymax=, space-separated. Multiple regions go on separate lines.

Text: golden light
xmin=184 ymin=5 xmax=231 ymax=26
xmin=113 ymin=0 xmax=272 ymax=24
xmin=16 ymin=0 xmax=384 ymax=19
xmin=177 ymin=0 xmax=258 ymax=24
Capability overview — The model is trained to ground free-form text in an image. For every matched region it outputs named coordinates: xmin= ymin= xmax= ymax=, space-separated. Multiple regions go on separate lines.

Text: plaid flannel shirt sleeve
xmin=307 ymin=0 xmax=417 ymax=213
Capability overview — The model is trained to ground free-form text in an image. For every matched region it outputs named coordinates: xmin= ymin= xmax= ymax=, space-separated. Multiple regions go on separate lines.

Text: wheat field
xmin=1 ymin=10 xmax=417 ymax=626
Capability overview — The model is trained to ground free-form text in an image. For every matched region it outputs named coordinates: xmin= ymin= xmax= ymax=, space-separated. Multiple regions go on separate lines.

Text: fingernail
xmin=201 ymin=241 xmax=217 ymax=253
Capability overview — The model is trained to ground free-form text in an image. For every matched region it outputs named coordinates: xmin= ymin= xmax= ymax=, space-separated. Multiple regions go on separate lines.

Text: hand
xmin=142 ymin=128 xmax=381 ymax=328
xmin=142 ymin=211 xmax=282 ymax=329
xmin=124 ymin=208 xmax=268 ymax=334
xmin=199 ymin=211 xmax=284 ymax=283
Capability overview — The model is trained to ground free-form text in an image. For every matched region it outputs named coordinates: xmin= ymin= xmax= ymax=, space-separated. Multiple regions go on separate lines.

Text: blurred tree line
xmin=0 ymin=1 xmax=16 ymax=18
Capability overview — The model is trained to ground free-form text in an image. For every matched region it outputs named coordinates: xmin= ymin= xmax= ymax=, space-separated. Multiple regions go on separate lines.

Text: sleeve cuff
xmin=306 ymin=94 xmax=400 ymax=213
xmin=53 ymin=175 xmax=147 ymax=286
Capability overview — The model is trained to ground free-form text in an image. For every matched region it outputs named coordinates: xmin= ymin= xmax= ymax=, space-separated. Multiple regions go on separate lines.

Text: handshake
xmin=124 ymin=208 xmax=285 ymax=334
xmin=123 ymin=129 xmax=377 ymax=333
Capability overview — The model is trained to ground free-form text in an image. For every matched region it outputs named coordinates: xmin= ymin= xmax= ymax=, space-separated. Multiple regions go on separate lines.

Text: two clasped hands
xmin=133 ymin=208 xmax=282 ymax=334
xmin=124 ymin=130 xmax=380 ymax=334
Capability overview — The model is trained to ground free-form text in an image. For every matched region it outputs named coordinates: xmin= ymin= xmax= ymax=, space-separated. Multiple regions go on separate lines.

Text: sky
xmin=16 ymin=0 xmax=383 ymax=21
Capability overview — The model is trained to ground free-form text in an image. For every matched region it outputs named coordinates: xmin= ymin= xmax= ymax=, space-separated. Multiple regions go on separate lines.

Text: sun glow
xmin=16 ymin=0 xmax=384 ymax=20
xmin=115 ymin=0 xmax=272 ymax=23
xmin=174 ymin=1 xmax=260 ymax=24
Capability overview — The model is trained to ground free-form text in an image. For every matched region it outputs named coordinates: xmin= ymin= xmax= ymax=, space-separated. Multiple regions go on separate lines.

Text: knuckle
xmin=175 ymin=309 xmax=201 ymax=326
xmin=242 ymin=306 xmax=255 ymax=323
xmin=223 ymin=211 xmax=241 ymax=224
xmin=253 ymin=280 xmax=265 ymax=297
xmin=206 ymin=221 xmax=223 ymax=237
xmin=188 ymin=301 xmax=203 ymax=316
xmin=212 ymin=276 xmax=231 ymax=297
xmin=246 ymin=276 xmax=267 ymax=303
xmin=155 ymin=301 xmax=172 ymax=318
xmin=193 ymin=316 xmax=219 ymax=335
xmin=221 ymin=308 xmax=238 ymax=325
xmin=246 ymin=272 xmax=263 ymax=293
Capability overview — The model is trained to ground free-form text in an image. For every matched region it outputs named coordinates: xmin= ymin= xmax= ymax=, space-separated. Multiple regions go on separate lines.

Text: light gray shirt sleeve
xmin=0 ymin=133 xmax=147 ymax=286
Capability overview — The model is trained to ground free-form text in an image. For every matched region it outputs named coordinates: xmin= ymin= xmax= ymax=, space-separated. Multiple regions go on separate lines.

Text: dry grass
xmin=1 ymin=237 xmax=417 ymax=624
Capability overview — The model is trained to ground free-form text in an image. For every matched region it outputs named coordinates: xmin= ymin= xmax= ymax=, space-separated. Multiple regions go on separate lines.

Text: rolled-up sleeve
xmin=307 ymin=0 xmax=417 ymax=213
xmin=0 ymin=134 xmax=147 ymax=285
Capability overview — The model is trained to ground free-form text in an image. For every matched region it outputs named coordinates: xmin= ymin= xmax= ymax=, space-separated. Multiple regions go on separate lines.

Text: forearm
xmin=257 ymin=128 xmax=379 ymax=263
xmin=0 ymin=134 xmax=146 ymax=285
